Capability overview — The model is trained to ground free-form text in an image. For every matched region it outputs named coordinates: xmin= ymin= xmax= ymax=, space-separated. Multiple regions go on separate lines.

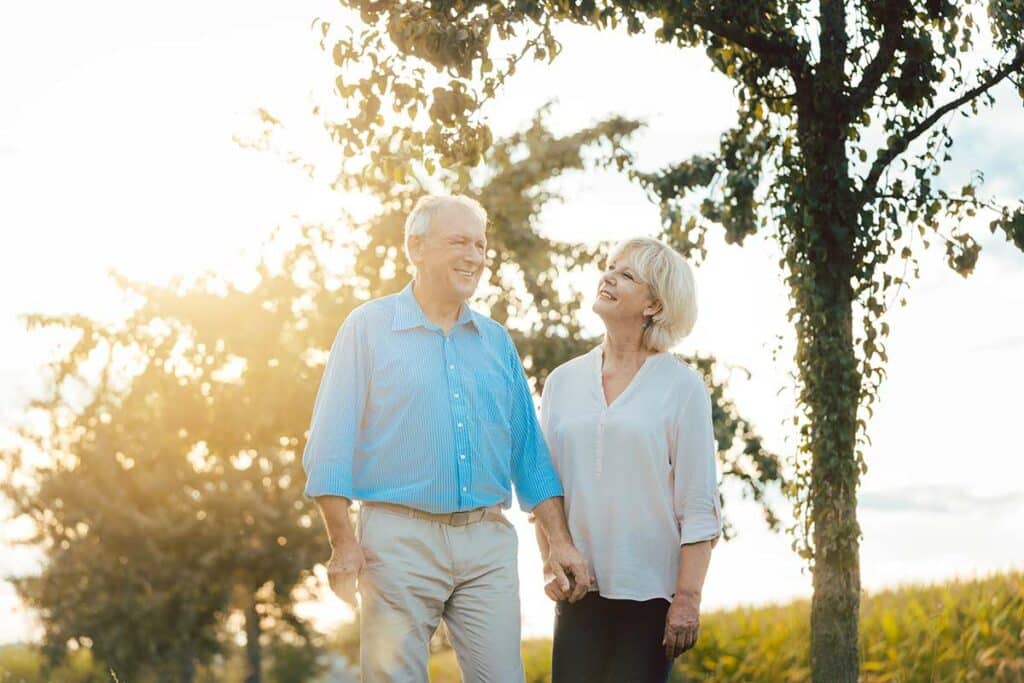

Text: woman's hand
xmin=543 ymin=575 xmax=572 ymax=602
xmin=662 ymin=591 xmax=701 ymax=659
xmin=544 ymin=540 xmax=591 ymax=602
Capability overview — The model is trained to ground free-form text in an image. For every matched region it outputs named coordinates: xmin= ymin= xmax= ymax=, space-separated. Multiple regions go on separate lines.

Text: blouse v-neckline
xmin=593 ymin=345 xmax=665 ymax=409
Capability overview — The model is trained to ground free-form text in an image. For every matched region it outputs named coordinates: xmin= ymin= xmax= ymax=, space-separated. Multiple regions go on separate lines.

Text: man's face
xmin=410 ymin=204 xmax=487 ymax=303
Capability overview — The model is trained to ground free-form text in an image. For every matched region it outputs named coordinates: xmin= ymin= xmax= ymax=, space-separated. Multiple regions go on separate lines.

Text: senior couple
xmin=301 ymin=194 xmax=722 ymax=682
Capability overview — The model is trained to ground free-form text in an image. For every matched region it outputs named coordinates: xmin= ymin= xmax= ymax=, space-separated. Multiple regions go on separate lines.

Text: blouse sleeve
xmin=671 ymin=379 xmax=723 ymax=547
xmin=539 ymin=371 xmax=554 ymax=442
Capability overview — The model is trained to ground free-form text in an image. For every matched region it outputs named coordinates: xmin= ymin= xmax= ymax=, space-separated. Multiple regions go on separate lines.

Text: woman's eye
xmin=624 ymin=273 xmax=635 ymax=281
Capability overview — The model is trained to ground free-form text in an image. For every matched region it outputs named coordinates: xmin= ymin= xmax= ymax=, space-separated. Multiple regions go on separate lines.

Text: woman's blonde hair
xmin=607 ymin=237 xmax=698 ymax=352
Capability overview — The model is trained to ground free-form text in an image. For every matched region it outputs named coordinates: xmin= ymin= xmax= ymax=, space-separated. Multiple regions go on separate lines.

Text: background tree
xmin=2 ymin=110 xmax=784 ymax=680
xmin=316 ymin=2 xmax=1024 ymax=679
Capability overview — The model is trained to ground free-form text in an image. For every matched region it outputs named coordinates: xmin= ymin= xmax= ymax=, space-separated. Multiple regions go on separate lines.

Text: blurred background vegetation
xmin=0 ymin=106 xmax=782 ymax=682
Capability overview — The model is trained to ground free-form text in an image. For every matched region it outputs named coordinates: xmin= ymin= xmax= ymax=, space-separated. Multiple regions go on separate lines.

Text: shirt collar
xmin=392 ymin=282 xmax=481 ymax=334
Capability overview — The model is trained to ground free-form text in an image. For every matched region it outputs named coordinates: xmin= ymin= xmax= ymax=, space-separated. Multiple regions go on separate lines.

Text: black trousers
xmin=551 ymin=592 xmax=673 ymax=683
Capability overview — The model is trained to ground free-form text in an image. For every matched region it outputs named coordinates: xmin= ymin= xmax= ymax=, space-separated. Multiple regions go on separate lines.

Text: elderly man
xmin=302 ymin=194 xmax=590 ymax=682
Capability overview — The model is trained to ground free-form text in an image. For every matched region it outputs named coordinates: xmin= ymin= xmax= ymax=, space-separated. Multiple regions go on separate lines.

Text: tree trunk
xmin=792 ymin=20 xmax=864 ymax=665
xmin=244 ymin=596 xmax=262 ymax=683
xmin=178 ymin=645 xmax=196 ymax=683
xmin=806 ymin=273 xmax=862 ymax=683
xmin=795 ymin=178 xmax=863 ymax=682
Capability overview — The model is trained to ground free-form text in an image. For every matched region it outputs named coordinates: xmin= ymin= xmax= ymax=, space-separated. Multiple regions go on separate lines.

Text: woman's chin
xmin=592 ymin=298 xmax=616 ymax=317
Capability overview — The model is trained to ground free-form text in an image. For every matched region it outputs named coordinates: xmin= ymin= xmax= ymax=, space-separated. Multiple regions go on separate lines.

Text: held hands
xmin=662 ymin=591 xmax=701 ymax=659
xmin=326 ymin=537 xmax=369 ymax=608
xmin=542 ymin=541 xmax=592 ymax=603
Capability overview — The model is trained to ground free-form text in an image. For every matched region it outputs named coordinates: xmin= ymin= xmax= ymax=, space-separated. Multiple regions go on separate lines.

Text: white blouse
xmin=540 ymin=345 xmax=722 ymax=602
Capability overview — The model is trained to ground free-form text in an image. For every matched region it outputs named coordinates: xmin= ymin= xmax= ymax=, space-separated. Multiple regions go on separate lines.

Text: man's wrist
xmin=316 ymin=495 xmax=356 ymax=549
xmin=546 ymin=535 xmax=575 ymax=552
xmin=330 ymin=531 xmax=360 ymax=550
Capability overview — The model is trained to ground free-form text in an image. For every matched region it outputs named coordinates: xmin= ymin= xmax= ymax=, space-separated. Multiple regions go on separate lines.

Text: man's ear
xmin=407 ymin=235 xmax=423 ymax=266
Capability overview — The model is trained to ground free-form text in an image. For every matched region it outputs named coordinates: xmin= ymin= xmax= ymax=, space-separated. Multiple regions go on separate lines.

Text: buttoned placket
xmin=591 ymin=347 xmax=663 ymax=479
xmin=443 ymin=331 xmax=473 ymax=506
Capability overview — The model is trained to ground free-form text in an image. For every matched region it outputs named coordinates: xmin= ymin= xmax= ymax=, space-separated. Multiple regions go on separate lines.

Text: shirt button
xmin=453 ymin=392 xmax=459 ymax=398
xmin=449 ymin=364 xmax=455 ymax=370
xmin=462 ymin=486 xmax=468 ymax=492
xmin=459 ymin=454 xmax=466 ymax=460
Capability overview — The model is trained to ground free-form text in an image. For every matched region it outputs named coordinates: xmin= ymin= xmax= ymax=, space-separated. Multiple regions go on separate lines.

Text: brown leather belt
xmin=363 ymin=501 xmax=509 ymax=527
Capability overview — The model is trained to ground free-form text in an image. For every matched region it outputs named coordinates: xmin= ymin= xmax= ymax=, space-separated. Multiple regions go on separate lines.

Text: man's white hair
xmin=607 ymin=237 xmax=698 ymax=352
xmin=403 ymin=194 xmax=488 ymax=263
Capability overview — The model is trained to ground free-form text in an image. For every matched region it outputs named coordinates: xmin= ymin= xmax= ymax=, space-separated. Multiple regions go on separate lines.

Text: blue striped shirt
xmin=301 ymin=282 xmax=563 ymax=513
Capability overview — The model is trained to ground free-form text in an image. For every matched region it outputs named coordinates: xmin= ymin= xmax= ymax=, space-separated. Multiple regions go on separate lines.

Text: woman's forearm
xmin=675 ymin=539 xmax=714 ymax=599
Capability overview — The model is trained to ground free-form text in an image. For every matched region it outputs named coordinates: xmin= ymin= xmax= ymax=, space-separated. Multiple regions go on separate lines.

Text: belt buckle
xmin=449 ymin=511 xmax=472 ymax=526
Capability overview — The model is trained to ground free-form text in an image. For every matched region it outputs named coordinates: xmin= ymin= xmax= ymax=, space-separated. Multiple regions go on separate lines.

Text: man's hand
xmin=662 ymin=591 xmax=701 ymax=659
xmin=532 ymin=497 xmax=592 ymax=603
xmin=545 ymin=540 xmax=591 ymax=603
xmin=326 ymin=537 xmax=366 ymax=608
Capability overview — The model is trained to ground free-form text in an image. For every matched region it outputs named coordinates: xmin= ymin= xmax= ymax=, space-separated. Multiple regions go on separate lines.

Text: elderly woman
xmin=536 ymin=236 xmax=722 ymax=682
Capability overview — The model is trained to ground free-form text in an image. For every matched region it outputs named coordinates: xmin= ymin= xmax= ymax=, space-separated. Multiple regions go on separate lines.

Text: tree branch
xmin=818 ymin=0 xmax=849 ymax=86
xmin=860 ymin=47 xmax=1024 ymax=202
xmin=691 ymin=11 xmax=811 ymax=87
xmin=848 ymin=0 xmax=911 ymax=113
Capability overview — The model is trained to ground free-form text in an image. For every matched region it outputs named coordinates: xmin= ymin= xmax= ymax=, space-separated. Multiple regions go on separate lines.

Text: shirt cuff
xmin=682 ymin=532 xmax=721 ymax=549
xmin=302 ymin=462 xmax=354 ymax=500
xmin=516 ymin=480 xmax=564 ymax=513
xmin=679 ymin=510 xmax=723 ymax=547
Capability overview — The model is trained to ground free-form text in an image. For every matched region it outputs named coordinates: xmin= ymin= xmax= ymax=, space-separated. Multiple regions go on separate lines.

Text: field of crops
xmin=428 ymin=570 xmax=1024 ymax=682
xmin=3 ymin=570 xmax=1020 ymax=681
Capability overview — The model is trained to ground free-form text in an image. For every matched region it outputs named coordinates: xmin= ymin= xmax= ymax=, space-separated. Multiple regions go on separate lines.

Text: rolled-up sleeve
xmin=672 ymin=381 xmax=723 ymax=547
xmin=506 ymin=334 xmax=563 ymax=512
xmin=301 ymin=314 xmax=367 ymax=500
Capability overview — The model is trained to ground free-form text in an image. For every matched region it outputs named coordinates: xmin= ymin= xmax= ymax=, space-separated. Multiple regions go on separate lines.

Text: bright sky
xmin=2 ymin=1 xmax=1023 ymax=645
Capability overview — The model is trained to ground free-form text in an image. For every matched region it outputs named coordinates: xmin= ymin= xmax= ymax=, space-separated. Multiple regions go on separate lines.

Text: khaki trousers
xmin=356 ymin=504 xmax=525 ymax=682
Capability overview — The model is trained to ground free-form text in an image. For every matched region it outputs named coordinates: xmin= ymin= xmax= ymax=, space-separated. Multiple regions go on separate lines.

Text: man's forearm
xmin=534 ymin=520 xmax=551 ymax=562
xmin=315 ymin=495 xmax=355 ymax=549
xmin=675 ymin=539 xmax=713 ymax=599
xmin=532 ymin=496 xmax=573 ymax=547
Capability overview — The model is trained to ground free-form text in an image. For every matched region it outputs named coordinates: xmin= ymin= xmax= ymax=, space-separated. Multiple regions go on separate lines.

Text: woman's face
xmin=592 ymin=250 xmax=659 ymax=325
